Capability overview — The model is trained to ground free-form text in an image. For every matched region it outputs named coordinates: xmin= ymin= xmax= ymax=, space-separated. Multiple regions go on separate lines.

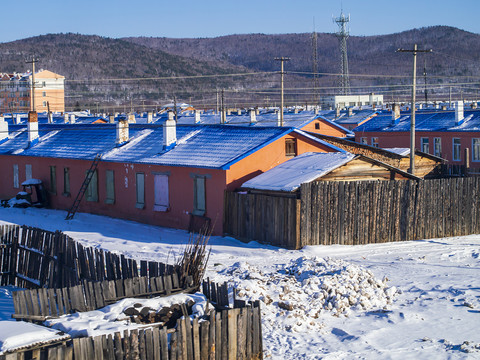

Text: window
xmin=42 ymin=81 xmax=46 ymax=88
xmin=105 ymin=170 xmax=115 ymax=204
xmin=42 ymin=91 xmax=46 ymax=97
xmin=25 ymin=164 xmax=32 ymax=181
xmin=453 ymin=138 xmax=461 ymax=161
xmin=63 ymin=167 xmax=70 ymax=196
xmin=314 ymin=122 xmax=320 ymax=130
xmin=433 ymin=138 xmax=442 ymax=157
xmin=42 ymin=101 xmax=47 ymax=107
xmin=135 ymin=172 xmax=145 ymax=209
xmin=13 ymin=164 xmax=19 ymax=188
xmin=360 ymin=137 xmax=368 ymax=145
xmin=285 ymin=138 xmax=297 ymax=157
xmin=371 ymin=137 xmax=379 ymax=148
xmin=421 ymin=138 xmax=429 ymax=153
xmin=473 ymin=139 xmax=480 ymax=162
xmin=193 ymin=176 xmax=206 ymax=216
xmin=153 ymin=174 xmax=169 ymax=211
xmin=49 ymin=166 xmax=56 ymax=195
xmin=86 ymin=170 xmax=98 ymax=202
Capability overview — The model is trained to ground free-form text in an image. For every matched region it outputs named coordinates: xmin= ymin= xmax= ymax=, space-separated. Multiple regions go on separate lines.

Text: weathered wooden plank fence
xmin=2 ymin=282 xmax=263 ymax=360
xmin=0 ymin=225 xmax=180 ymax=289
xmin=224 ymin=177 xmax=480 ymax=249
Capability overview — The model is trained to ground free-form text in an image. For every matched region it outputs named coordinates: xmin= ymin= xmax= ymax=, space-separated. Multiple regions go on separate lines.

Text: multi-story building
xmin=0 ymin=69 xmax=65 ymax=113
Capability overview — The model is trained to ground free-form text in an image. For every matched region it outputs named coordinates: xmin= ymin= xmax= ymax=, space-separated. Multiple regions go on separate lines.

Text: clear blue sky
xmin=1 ymin=0 xmax=478 ymax=43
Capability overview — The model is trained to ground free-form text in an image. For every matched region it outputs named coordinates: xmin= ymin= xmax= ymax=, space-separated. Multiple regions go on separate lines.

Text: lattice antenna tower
xmin=311 ymin=18 xmax=320 ymax=105
xmin=334 ymin=10 xmax=351 ymax=95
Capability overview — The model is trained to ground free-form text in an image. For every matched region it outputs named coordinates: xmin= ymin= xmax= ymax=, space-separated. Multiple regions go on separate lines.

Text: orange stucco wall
xmin=300 ymin=118 xmax=348 ymax=137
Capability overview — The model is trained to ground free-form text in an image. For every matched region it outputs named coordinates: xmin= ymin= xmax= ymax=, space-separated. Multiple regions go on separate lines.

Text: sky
xmin=0 ymin=0 xmax=478 ymax=43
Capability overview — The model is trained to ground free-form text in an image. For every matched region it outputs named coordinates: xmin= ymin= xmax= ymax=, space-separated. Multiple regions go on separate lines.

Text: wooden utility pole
xmin=25 ymin=57 xmax=39 ymax=111
xmin=397 ymin=45 xmax=432 ymax=175
xmin=275 ymin=57 xmax=290 ymax=126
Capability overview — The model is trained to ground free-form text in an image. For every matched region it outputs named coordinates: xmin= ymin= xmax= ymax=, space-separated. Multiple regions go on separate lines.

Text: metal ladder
xmin=65 ymin=154 xmax=102 ymax=220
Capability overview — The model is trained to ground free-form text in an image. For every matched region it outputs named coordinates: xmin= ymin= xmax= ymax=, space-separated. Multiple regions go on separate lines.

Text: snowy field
xmin=0 ymin=207 xmax=479 ymax=359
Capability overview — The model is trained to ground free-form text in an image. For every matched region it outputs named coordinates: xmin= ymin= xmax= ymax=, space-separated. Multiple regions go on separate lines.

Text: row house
xmin=0 ymin=112 xmax=341 ymax=235
xmin=0 ymin=69 xmax=65 ymax=113
xmin=353 ymin=102 xmax=480 ymax=170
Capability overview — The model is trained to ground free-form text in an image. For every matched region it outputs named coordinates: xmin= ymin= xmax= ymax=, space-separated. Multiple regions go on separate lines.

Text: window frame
xmin=285 ymin=138 xmax=297 ymax=157
xmin=371 ymin=137 xmax=379 ymax=148
xmin=63 ymin=167 xmax=70 ymax=196
xmin=13 ymin=164 xmax=19 ymax=189
xmin=85 ymin=169 xmax=98 ymax=202
xmin=153 ymin=173 xmax=170 ymax=212
xmin=452 ymin=138 xmax=461 ymax=162
xmin=105 ymin=169 xmax=115 ymax=204
xmin=25 ymin=164 xmax=32 ymax=181
xmin=135 ymin=172 xmax=145 ymax=209
xmin=473 ymin=138 xmax=480 ymax=162
xmin=421 ymin=137 xmax=430 ymax=154
xmin=49 ymin=166 xmax=56 ymax=195
xmin=433 ymin=138 xmax=442 ymax=157
xmin=192 ymin=175 xmax=206 ymax=216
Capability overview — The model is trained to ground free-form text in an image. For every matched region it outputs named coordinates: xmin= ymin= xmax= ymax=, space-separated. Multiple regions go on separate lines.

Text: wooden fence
xmin=224 ymin=177 xmax=480 ymax=249
xmin=12 ymin=274 xmax=195 ymax=322
xmin=3 ymin=282 xmax=263 ymax=360
xmin=0 ymin=225 xmax=180 ymax=289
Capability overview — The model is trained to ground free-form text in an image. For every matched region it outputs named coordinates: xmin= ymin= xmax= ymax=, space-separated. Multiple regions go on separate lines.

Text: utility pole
xmin=423 ymin=58 xmax=428 ymax=106
xmin=449 ymin=86 xmax=452 ymax=108
xmin=25 ymin=56 xmax=39 ymax=111
xmin=397 ymin=44 xmax=432 ymax=175
xmin=221 ymin=89 xmax=225 ymax=124
xmin=215 ymin=89 xmax=219 ymax=115
xmin=274 ymin=57 xmax=290 ymax=126
xmin=173 ymin=96 xmax=177 ymax=122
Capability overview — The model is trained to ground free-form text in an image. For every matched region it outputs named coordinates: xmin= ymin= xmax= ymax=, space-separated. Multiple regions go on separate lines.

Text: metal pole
xmin=410 ymin=44 xmax=417 ymax=175
xmin=275 ymin=57 xmax=290 ymax=127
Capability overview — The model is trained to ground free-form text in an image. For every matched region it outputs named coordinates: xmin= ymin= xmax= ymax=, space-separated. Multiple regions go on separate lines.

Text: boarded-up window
xmin=49 ymin=166 xmax=56 ymax=195
xmin=154 ymin=174 xmax=169 ymax=211
xmin=371 ymin=137 xmax=379 ymax=148
xmin=285 ymin=138 xmax=297 ymax=157
xmin=13 ymin=164 xmax=19 ymax=188
xmin=453 ymin=138 xmax=461 ymax=161
xmin=193 ymin=176 xmax=206 ymax=216
xmin=86 ymin=170 xmax=98 ymax=202
xmin=25 ymin=164 xmax=32 ymax=181
xmin=136 ymin=172 xmax=145 ymax=209
xmin=360 ymin=137 xmax=368 ymax=145
xmin=63 ymin=167 xmax=70 ymax=196
xmin=105 ymin=170 xmax=115 ymax=204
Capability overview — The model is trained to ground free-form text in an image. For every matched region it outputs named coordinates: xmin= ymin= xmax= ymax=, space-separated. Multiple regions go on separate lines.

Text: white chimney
xmin=128 ymin=114 xmax=136 ymax=124
xmin=249 ymin=109 xmax=256 ymax=123
xmin=335 ymin=107 xmax=340 ymax=118
xmin=455 ymin=101 xmax=464 ymax=125
xmin=194 ymin=110 xmax=201 ymax=124
xmin=15 ymin=114 xmax=21 ymax=124
xmin=348 ymin=107 xmax=353 ymax=117
xmin=314 ymin=107 xmax=319 ymax=115
xmin=70 ymin=114 xmax=76 ymax=124
xmin=237 ymin=109 xmax=242 ymax=115
xmin=116 ymin=118 xmax=129 ymax=145
xmin=0 ymin=117 xmax=8 ymax=143
xmin=294 ymin=108 xmax=299 ymax=114
xmin=28 ymin=111 xmax=39 ymax=146
xmin=163 ymin=111 xmax=176 ymax=150
xmin=147 ymin=111 xmax=153 ymax=123
xmin=471 ymin=102 xmax=477 ymax=110
xmin=276 ymin=110 xmax=282 ymax=126
xmin=392 ymin=104 xmax=400 ymax=124
xmin=221 ymin=110 xmax=226 ymax=124
xmin=109 ymin=115 xmax=115 ymax=123
xmin=227 ymin=109 xmax=231 ymax=116
xmin=255 ymin=108 xmax=260 ymax=116
xmin=64 ymin=113 xmax=69 ymax=123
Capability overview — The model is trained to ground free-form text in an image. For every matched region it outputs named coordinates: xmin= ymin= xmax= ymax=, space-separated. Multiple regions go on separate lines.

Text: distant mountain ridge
xmin=0 ymin=27 xmax=478 ymax=109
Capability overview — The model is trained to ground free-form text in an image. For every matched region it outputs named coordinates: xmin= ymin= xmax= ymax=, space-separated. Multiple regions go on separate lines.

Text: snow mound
xmin=218 ymin=256 xmax=398 ymax=332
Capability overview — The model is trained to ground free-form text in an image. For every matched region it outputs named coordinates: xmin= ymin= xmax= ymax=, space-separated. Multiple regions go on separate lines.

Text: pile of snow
xmin=0 ymin=321 xmax=70 ymax=355
xmin=216 ymin=256 xmax=397 ymax=332
xmin=45 ymin=292 xmax=209 ymax=338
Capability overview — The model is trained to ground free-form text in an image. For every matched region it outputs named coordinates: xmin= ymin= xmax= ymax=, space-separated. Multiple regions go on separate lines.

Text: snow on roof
xmin=241 ymin=152 xmax=356 ymax=192
xmin=0 ymin=321 xmax=70 ymax=355
xmin=354 ymin=110 xmax=480 ymax=132
xmin=383 ymin=148 xmax=410 ymax=156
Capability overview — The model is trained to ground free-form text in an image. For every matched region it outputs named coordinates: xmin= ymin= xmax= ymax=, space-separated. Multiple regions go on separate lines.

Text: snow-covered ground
xmin=0 ymin=207 xmax=479 ymax=359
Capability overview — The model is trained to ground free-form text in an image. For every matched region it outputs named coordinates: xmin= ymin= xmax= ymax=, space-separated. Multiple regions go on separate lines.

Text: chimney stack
xmin=147 ymin=111 xmax=153 ymax=123
xmin=392 ymin=103 xmax=401 ymax=124
xmin=194 ymin=110 xmax=201 ymax=124
xmin=163 ymin=111 xmax=176 ymax=151
xmin=277 ymin=110 xmax=282 ymax=126
xmin=335 ymin=107 xmax=340 ymax=118
xmin=128 ymin=114 xmax=136 ymax=124
xmin=109 ymin=115 xmax=115 ymax=124
xmin=70 ymin=114 xmax=76 ymax=124
xmin=249 ymin=109 xmax=256 ymax=123
xmin=221 ymin=110 xmax=226 ymax=124
xmin=116 ymin=118 xmax=129 ymax=145
xmin=441 ymin=105 xmax=447 ymax=111
xmin=471 ymin=102 xmax=477 ymax=110
xmin=348 ymin=107 xmax=353 ymax=117
xmin=28 ymin=111 xmax=39 ymax=146
xmin=15 ymin=114 xmax=21 ymax=125
xmin=0 ymin=116 xmax=8 ymax=144
xmin=64 ymin=113 xmax=69 ymax=123
xmin=455 ymin=101 xmax=464 ymax=125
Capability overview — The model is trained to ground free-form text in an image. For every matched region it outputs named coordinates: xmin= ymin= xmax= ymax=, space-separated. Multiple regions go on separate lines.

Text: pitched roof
xmin=0 ymin=123 xmax=340 ymax=170
xmin=354 ymin=109 xmax=480 ymax=132
xmin=241 ymin=152 xmax=356 ymax=191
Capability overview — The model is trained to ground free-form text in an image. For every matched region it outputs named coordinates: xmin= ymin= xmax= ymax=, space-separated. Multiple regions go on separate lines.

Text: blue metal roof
xmin=354 ymin=110 xmax=480 ymax=133
xmin=0 ymin=123 xmax=340 ymax=169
